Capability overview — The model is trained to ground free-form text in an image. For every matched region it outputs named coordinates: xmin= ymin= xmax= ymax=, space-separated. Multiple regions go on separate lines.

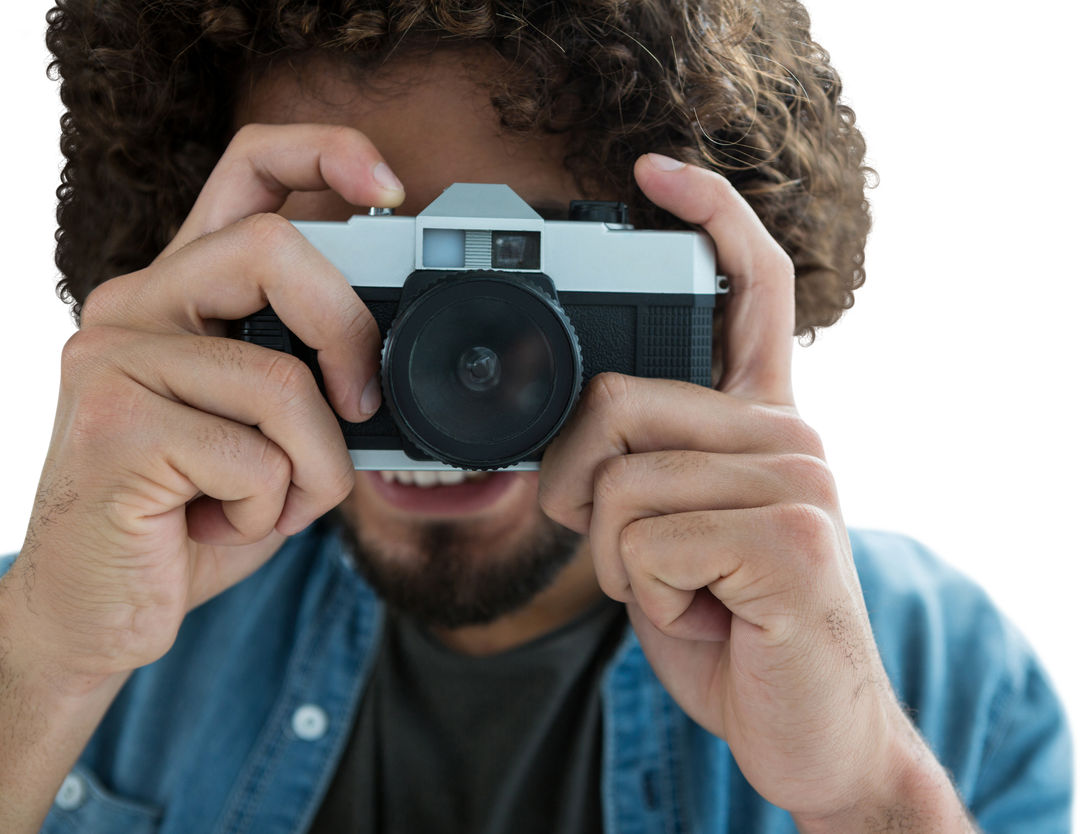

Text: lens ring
xmin=383 ymin=273 xmax=581 ymax=468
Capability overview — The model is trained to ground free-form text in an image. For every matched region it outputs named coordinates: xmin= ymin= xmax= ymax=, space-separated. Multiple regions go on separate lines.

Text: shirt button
xmin=55 ymin=773 xmax=88 ymax=811
xmin=291 ymin=704 xmax=329 ymax=741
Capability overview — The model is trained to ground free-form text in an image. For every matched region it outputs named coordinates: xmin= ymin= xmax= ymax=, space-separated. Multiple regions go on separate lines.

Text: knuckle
xmin=580 ymin=372 xmax=633 ymax=420
xmin=535 ymin=475 xmax=577 ymax=530
xmin=535 ymin=477 xmax=564 ymax=520
xmin=60 ymin=327 xmax=107 ymax=378
xmin=338 ymin=301 xmax=380 ymax=350
xmin=302 ymin=125 xmax=376 ymax=175
xmin=238 ymin=211 xmax=303 ymax=254
xmin=60 ymin=327 xmax=131 ymax=393
xmin=769 ymin=411 xmax=825 ymax=458
xmin=733 ymin=207 xmax=796 ymax=283
xmin=323 ymin=123 xmax=366 ymax=155
xmin=618 ymin=518 xmax=651 ymax=571
xmin=775 ymin=453 xmax=837 ymax=505
xmin=762 ymin=243 xmax=795 ymax=285
xmin=597 ymin=573 xmax=634 ymax=605
xmin=232 ymin=521 xmax=275 ymax=545
xmin=793 ymin=421 xmax=826 ymax=459
xmin=78 ymin=279 xmax=117 ymax=327
xmin=593 ymin=455 xmax=635 ymax=508
xmin=229 ymin=122 xmax=266 ymax=152
xmin=68 ymin=379 xmax=147 ymax=450
xmin=230 ymin=122 xmax=258 ymax=146
xmin=770 ymin=502 xmax=836 ymax=561
xmin=326 ymin=462 xmax=357 ymax=507
xmin=259 ymin=351 xmax=318 ymax=412
xmin=79 ymin=273 xmax=143 ymax=327
xmin=254 ymin=437 xmax=292 ymax=494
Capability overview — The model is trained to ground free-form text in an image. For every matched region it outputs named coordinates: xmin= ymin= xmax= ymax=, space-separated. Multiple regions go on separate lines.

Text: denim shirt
xmin=1 ymin=526 xmax=1071 ymax=833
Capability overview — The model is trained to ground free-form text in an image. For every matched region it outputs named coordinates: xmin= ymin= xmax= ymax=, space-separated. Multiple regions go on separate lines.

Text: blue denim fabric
xmin=1 ymin=526 xmax=1071 ymax=833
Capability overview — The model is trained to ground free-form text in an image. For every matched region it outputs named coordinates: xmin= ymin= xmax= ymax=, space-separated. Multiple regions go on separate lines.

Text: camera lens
xmin=409 ymin=298 xmax=554 ymax=445
xmin=457 ymin=346 xmax=501 ymax=392
xmin=383 ymin=274 xmax=581 ymax=468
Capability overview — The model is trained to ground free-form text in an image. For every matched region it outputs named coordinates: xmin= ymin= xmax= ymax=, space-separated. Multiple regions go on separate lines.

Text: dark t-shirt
xmin=308 ymin=595 xmax=627 ymax=834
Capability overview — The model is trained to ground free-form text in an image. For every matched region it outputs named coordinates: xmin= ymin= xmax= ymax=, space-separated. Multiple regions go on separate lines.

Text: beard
xmin=327 ymin=507 xmax=583 ymax=629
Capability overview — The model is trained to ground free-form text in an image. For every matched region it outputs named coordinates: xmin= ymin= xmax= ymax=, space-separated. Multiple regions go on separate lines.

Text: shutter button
xmin=291 ymin=704 xmax=329 ymax=741
xmin=55 ymin=773 xmax=88 ymax=810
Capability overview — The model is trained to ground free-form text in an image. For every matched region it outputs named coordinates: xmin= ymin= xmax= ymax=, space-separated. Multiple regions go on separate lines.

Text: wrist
xmin=793 ymin=719 xmax=975 ymax=834
xmin=0 ymin=575 xmax=130 ymax=834
xmin=0 ymin=568 xmax=122 ymax=703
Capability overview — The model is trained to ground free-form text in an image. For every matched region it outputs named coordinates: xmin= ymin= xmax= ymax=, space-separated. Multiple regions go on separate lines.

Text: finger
xmin=82 ymin=214 xmax=381 ymax=423
xmin=160 ymin=123 xmax=404 ymax=259
xmin=58 ymin=362 xmax=290 ymax=545
xmin=619 ymin=504 xmax=833 ymax=640
xmin=634 ymin=154 xmax=795 ymax=406
xmin=634 ymin=590 xmax=733 ymax=642
xmin=187 ymin=533 xmax=288 ymax=611
xmin=95 ymin=328 xmax=355 ymax=535
xmin=587 ymin=449 xmax=835 ymax=600
xmin=539 ymin=374 xmax=822 ymax=534
xmin=624 ymin=601 xmax=732 ymax=739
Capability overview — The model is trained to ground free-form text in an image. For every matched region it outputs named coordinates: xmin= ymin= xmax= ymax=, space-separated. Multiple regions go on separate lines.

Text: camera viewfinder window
xmin=492 ymin=231 xmax=541 ymax=270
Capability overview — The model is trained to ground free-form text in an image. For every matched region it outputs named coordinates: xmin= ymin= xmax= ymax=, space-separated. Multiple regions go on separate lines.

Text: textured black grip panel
xmin=563 ymin=302 xmax=711 ymax=387
xmin=563 ymin=305 xmax=636 ymax=384
xmin=639 ymin=306 xmax=713 ymax=386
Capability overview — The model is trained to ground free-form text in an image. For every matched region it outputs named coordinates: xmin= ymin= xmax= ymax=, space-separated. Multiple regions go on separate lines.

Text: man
xmin=0 ymin=1 xmax=1071 ymax=832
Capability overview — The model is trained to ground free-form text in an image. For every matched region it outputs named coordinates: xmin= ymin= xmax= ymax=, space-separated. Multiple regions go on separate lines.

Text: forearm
xmin=0 ymin=576 xmax=130 ymax=834
xmin=793 ymin=721 xmax=979 ymax=834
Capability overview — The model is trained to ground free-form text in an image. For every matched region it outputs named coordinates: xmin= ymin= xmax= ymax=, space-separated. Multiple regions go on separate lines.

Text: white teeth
xmin=378 ymin=469 xmax=493 ymax=486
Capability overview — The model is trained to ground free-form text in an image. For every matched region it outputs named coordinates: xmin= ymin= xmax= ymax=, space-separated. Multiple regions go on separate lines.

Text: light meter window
xmin=422 ymin=228 xmax=466 ymax=268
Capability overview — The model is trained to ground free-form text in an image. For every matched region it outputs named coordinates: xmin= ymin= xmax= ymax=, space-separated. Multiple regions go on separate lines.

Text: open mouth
xmin=365 ymin=469 xmax=519 ymax=515
xmin=378 ymin=470 xmax=493 ymax=487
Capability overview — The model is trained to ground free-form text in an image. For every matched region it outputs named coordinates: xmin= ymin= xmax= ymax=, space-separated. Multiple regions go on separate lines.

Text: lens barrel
xmin=382 ymin=273 xmax=582 ymax=469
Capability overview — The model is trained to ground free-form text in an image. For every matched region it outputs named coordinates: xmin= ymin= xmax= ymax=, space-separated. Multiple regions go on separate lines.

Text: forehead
xmin=237 ymin=49 xmax=581 ymax=218
xmin=236 ymin=46 xmax=518 ymax=134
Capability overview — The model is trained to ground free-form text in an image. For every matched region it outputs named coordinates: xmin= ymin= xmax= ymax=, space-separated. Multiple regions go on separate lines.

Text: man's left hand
xmin=538 ymin=154 xmax=975 ymax=832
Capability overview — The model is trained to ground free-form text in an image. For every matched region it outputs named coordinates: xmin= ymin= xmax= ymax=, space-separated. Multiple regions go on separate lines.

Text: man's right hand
xmin=3 ymin=122 xmax=402 ymax=694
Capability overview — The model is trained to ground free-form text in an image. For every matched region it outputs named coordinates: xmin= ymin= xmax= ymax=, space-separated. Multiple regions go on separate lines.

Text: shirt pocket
xmin=40 ymin=765 xmax=163 ymax=834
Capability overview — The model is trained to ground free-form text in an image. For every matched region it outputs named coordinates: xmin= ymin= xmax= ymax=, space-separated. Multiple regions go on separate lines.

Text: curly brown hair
xmin=45 ymin=0 xmax=873 ymax=339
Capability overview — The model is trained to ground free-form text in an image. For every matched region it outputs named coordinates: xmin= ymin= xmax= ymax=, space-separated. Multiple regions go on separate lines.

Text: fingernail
xmin=360 ymin=375 xmax=382 ymax=416
xmin=648 ymin=153 xmax=686 ymax=172
xmin=372 ymin=162 xmax=403 ymax=192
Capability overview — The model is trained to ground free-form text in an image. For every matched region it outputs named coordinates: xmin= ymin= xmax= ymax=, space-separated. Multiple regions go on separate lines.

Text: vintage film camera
xmin=234 ymin=183 xmax=720 ymax=471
